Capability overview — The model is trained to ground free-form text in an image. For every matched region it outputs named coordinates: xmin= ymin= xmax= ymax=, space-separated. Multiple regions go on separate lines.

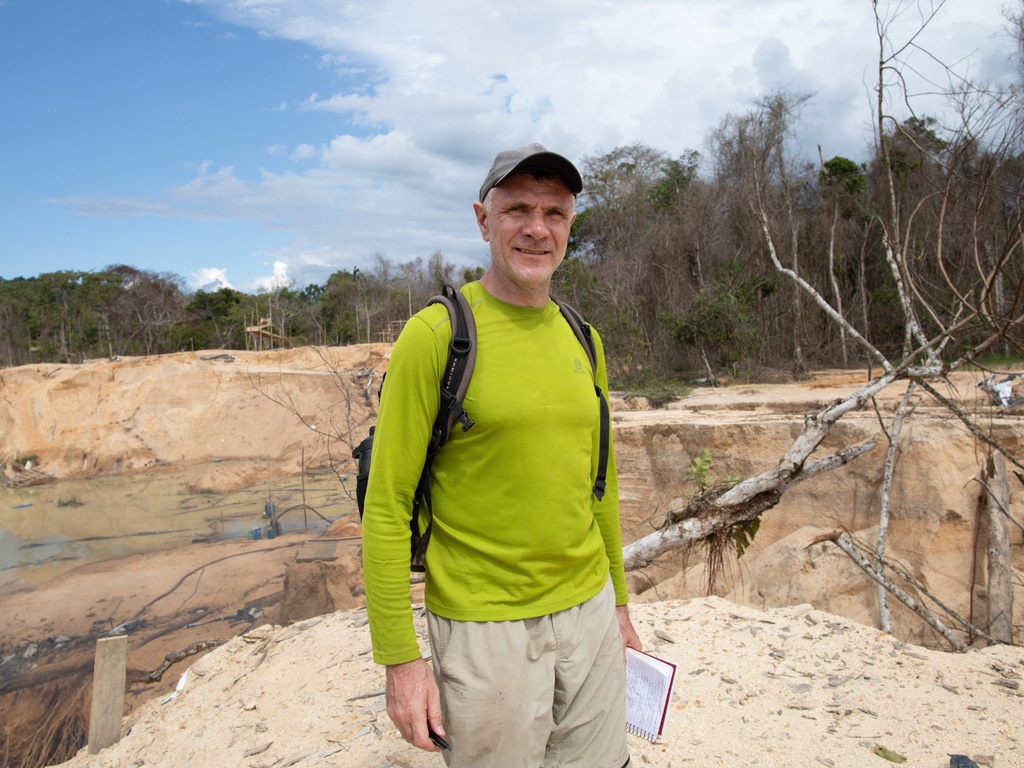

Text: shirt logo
xmin=574 ymin=358 xmax=585 ymax=373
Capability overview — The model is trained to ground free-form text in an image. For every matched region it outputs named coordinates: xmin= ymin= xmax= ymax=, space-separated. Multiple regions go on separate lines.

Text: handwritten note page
xmin=625 ymin=648 xmax=677 ymax=741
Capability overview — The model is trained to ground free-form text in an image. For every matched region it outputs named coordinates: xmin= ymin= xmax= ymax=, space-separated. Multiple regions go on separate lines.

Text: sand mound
xmin=51 ymin=598 xmax=1022 ymax=768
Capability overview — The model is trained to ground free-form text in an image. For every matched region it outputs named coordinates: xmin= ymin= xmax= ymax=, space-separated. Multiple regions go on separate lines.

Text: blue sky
xmin=0 ymin=0 xmax=1017 ymax=292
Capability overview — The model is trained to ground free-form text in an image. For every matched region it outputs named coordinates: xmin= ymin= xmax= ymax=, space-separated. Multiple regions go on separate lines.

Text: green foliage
xmin=0 ymin=251 xmax=468 ymax=364
xmin=319 ymin=270 xmax=360 ymax=345
xmin=732 ymin=515 xmax=761 ymax=557
xmin=969 ymin=352 xmax=1024 ymax=369
xmin=659 ymin=261 xmax=777 ymax=367
xmin=884 ymin=116 xmax=948 ymax=178
xmin=5 ymin=109 xmax=1023 ymax=379
xmin=186 ymin=287 xmax=245 ymax=317
xmin=186 ymin=288 xmax=248 ymax=349
xmin=566 ymin=207 xmax=596 ymax=258
xmin=646 ymin=151 xmax=701 ymax=212
xmin=867 ymin=282 xmax=907 ymax=349
xmin=684 ymin=449 xmax=716 ymax=493
xmin=683 ymin=449 xmax=739 ymax=495
xmin=10 ymin=454 xmax=39 ymax=471
xmin=0 ymin=269 xmax=177 ymax=364
xmin=902 ymin=115 xmax=945 ymax=151
xmin=462 ymin=265 xmax=485 ymax=284
xmin=820 ymin=155 xmax=865 ymax=197
xmin=683 ymin=449 xmax=759 ymax=557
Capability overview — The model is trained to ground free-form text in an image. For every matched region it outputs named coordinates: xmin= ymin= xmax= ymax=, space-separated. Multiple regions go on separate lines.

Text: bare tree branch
xmin=829 ymin=531 xmax=968 ymax=651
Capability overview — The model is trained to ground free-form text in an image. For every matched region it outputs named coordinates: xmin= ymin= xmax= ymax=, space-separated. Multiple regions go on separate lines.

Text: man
xmin=361 ymin=143 xmax=641 ymax=768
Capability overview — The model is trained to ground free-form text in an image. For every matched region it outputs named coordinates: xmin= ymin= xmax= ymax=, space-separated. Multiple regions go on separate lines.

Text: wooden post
xmin=88 ymin=635 xmax=128 ymax=754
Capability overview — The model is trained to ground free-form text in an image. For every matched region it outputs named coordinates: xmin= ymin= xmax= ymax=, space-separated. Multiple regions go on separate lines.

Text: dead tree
xmin=626 ymin=1 xmax=1024 ymax=648
xmin=983 ymin=452 xmax=1014 ymax=644
xmin=249 ymin=346 xmax=383 ymax=490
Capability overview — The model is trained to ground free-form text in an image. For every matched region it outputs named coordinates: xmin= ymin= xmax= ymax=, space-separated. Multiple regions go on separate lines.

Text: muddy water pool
xmin=0 ymin=461 xmax=356 ymax=587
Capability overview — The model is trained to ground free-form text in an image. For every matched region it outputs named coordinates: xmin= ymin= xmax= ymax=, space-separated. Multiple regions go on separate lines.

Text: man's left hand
xmin=616 ymin=604 xmax=642 ymax=651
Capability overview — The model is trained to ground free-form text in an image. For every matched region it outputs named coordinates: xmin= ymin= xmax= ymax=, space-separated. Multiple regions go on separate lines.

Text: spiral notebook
xmin=624 ymin=648 xmax=677 ymax=742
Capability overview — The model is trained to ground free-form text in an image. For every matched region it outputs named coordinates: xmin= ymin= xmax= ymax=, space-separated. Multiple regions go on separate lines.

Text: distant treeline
xmin=0 ymin=254 xmax=481 ymax=368
xmin=4 ymin=118 xmax=1024 ymax=384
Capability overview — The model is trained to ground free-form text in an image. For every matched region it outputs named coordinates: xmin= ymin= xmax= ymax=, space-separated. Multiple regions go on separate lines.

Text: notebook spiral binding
xmin=626 ymin=723 xmax=658 ymax=742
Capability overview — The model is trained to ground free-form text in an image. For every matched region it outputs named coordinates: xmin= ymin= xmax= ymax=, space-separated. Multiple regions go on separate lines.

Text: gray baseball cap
xmin=478 ymin=143 xmax=583 ymax=202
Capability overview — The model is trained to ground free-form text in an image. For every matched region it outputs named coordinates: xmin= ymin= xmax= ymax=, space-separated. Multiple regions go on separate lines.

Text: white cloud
xmin=182 ymin=0 xmax=1017 ymax=162
xmin=250 ymin=259 xmax=293 ymax=293
xmin=112 ymin=0 xmax=1020 ymax=288
xmin=246 ymin=243 xmax=346 ymax=289
xmin=192 ymin=267 xmax=234 ymax=292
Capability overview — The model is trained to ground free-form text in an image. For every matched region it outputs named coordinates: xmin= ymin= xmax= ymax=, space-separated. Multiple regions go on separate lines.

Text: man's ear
xmin=472 ymin=201 xmax=490 ymax=243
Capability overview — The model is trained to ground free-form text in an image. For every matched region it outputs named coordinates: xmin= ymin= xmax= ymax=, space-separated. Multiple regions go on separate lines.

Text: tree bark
xmin=875 ymin=382 xmax=916 ymax=633
xmin=620 ymin=352 xmax=891 ymax=577
xmin=984 ymin=452 xmax=1014 ymax=644
xmin=133 ymin=639 xmax=224 ymax=684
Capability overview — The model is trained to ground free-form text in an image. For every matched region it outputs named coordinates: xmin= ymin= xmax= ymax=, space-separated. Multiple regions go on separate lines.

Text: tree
xmin=103 ymin=265 xmax=187 ymax=355
xmin=558 ymin=143 xmax=705 ymax=380
xmin=819 ymin=155 xmax=868 ymax=367
xmin=711 ymin=90 xmax=817 ymax=377
xmin=185 ymin=287 xmax=248 ymax=349
xmin=624 ymin=0 xmax=1024 ymax=649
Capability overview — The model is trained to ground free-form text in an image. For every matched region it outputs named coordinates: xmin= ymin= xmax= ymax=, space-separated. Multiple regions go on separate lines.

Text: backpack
xmin=353 ymin=284 xmax=610 ymax=572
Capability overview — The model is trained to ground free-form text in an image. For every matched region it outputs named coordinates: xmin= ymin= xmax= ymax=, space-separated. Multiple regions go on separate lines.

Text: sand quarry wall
xmin=2 ymin=346 xmax=1022 ymax=646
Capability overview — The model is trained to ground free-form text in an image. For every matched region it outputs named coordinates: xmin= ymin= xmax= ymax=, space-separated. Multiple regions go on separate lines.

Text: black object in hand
xmin=428 ymin=725 xmax=452 ymax=751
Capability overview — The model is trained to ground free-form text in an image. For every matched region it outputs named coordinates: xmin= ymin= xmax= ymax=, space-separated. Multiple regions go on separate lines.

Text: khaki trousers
xmin=427 ymin=579 xmax=629 ymax=768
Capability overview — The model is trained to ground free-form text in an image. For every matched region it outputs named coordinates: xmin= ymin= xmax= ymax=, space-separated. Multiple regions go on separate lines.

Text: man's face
xmin=473 ymin=174 xmax=576 ymax=304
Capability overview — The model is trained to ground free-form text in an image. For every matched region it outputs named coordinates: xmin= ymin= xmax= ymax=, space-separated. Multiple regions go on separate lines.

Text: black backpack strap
xmin=427 ymin=284 xmax=477 ymax=448
xmin=409 ymin=464 xmax=433 ymax=571
xmin=553 ymin=298 xmax=610 ymax=502
xmin=410 ymin=284 xmax=477 ymax=571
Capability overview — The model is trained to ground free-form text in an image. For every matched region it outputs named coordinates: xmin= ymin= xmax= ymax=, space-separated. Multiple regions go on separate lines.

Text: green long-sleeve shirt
xmin=361 ymin=282 xmax=628 ymax=665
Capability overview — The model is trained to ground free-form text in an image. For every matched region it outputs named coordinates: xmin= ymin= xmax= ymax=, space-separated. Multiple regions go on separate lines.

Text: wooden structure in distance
xmin=246 ymin=317 xmax=292 ymax=349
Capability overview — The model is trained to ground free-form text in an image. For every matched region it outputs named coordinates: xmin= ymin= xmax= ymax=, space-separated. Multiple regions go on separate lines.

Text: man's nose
xmin=520 ymin=212 xmax=548 ymax=237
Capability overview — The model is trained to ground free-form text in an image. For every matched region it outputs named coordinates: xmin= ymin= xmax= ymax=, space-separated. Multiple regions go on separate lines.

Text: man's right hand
xmin=385 ymin=658 xmax=445 ymax=752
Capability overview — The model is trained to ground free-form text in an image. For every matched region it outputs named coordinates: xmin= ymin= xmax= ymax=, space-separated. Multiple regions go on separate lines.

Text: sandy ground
xmin=3 ymin=523 xmax=1020 ymax=768
xmin=48 ymin=596 xmax=1023 ymax=768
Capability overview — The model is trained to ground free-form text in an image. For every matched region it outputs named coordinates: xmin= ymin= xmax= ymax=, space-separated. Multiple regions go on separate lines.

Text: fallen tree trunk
xmin=622 ymin=369 xmax=916 ymax=572
xmin=875 ymin=383 xmax=917 ymax=633
xmin=623 ymin=438 xmax=876 ymax=571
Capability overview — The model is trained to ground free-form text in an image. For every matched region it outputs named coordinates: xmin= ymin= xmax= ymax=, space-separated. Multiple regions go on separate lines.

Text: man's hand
xmin=616 ymin=604 xmax=642 ymax=652
xmin=385 ymin=658 xmax=445 ymax=752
